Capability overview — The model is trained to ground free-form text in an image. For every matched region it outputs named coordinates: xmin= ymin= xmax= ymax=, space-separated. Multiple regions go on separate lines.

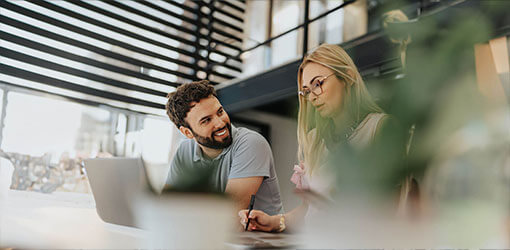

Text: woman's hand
xmin=238 ymin=209 xmax=279 ymax=232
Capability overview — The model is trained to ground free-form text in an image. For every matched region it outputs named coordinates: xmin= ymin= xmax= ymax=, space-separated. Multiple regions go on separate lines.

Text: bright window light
xmin=0 ymin=56 xmax=167 ymax=104
xmin=1 ymin=92 xmax=85 ymax=159
xmin=0 ymin=38 xmax=175 ymax=93
xmin=140 ymin=117 xmax=174 ymax=164
xmin=0 ymin=74 xmax=167 ymax=116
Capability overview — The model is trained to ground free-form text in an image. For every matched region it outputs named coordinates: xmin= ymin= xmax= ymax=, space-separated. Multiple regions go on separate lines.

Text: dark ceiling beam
xmin=217 ymin=60 xmax=301 ymax=113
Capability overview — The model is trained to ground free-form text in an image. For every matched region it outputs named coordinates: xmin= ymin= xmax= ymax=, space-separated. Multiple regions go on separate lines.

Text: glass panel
xmin=1 ymin=91 xmax=113 ymax=193
xmin=342 ymin=0 xmax=368 ymax=42
xmin=140 ymin=116 xmax=174 ymax=164
xmin=241 ymin=0 xmax=271 ymax=78
xmin=307 ymin=0 xmax=345 ymax=49
xmin=1 ymin=92 xmax=112 ymax=160
xmin=324 ymin=0 xmax=345 ymax=44
xmin=113 ymin=113 xmax=127 ymax=156
xmin=140 ymin=116 xmax=184 ymax=191
xmin=0 ymin=89 xmax=4 ymax=128
xmin=271 ymin=0 xmax=304 ymax=66
xmin=240 ymin=45 xmax=271 ymax=78
xmin=270 ymin=28 xmax=304 ymax=67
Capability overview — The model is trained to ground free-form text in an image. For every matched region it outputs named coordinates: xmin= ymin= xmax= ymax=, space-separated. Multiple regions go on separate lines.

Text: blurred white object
xmin=0 ymin=158 xmax=14 ymax=201
xmin=302 ymin=199 xmax=508 ymax=249
xmin=1 ymin=189 xmax=146 ymax=248
xmin=136 ymin=193 xmax=234 ymax=249
xmin=140 ymin=120 xmax=183 ymax=192
xmin=141 ymin=162 xmax=170 ymax=193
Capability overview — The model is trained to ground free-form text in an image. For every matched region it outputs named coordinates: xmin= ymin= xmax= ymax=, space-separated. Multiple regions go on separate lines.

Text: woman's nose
xmin=309 ymin=94 xmax=317 ymax=102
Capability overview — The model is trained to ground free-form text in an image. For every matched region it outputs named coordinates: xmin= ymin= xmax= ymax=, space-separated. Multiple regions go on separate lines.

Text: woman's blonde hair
xmin=297 ymin=44 xmax=383 ymax=175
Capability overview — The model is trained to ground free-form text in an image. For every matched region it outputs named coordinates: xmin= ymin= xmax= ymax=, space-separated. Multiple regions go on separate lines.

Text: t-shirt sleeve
xmin=166 ymin=144 xmax=185 ymax=186
xmin=228 ymin=132 xmax=272 ymax=179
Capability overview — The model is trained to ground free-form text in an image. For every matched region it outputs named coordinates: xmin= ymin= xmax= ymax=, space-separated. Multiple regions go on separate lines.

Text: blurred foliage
xmin=327 ymin=0 xmax=509 ymax=205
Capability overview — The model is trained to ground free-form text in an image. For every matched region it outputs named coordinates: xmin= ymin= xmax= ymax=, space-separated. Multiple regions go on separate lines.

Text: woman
xmin=238 ymin=43 xmax=405 ymax=233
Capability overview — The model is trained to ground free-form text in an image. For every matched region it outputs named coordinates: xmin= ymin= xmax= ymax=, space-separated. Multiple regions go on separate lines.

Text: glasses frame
xmin=298 ymin=73 xmax=336 ymax=99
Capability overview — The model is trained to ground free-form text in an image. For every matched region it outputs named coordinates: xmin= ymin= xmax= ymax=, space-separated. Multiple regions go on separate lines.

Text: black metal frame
xmin=238 ymin=0 xmax=357 ymax=57
xmin=218 ymin=0 xmax=510 ymax=116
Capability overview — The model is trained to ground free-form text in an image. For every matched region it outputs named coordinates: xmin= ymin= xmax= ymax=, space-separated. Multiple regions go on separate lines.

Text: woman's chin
xmin=318 ymin=108 xmax=332 ymax=118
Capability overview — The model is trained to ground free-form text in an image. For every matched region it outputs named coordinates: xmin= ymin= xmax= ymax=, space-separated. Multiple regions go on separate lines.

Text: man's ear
xmin=179 ymin=126 xmax=194 ymax=139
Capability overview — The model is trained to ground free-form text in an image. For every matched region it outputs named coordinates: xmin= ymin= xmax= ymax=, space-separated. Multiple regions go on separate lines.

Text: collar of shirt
xmin=192 ymin=124 xmax=238 ymax=162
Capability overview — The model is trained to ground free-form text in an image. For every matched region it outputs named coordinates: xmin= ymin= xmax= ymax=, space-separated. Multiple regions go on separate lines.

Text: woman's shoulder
xmin=349 ymin=113 xmax=388 ymax=146
xmin=368 ymin=112 xmax=388 ymax=123
xmin=354 ymin=113 xmax=387 ymax=133
xmin=373 ymin=113 xmax=396 ymax=133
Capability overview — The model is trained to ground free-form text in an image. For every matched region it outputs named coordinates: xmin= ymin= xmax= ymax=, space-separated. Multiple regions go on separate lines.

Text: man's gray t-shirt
xmin=167 ymin=126 xmax=283 ymax=215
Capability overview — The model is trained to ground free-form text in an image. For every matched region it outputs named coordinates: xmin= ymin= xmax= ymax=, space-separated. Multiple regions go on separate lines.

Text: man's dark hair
xmin=166 ymin=80 xmax=217 ymax=128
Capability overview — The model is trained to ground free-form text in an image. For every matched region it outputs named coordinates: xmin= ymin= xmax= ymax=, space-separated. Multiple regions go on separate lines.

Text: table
xmin=0 ymin=190 xmax=298 ymax=249
xmin=0 ymin=190 xmax=147 ymax=248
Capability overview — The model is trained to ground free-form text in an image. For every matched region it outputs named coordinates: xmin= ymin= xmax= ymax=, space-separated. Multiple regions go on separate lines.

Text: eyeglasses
xmin=298 ymin=73 xmax=335 ymax=99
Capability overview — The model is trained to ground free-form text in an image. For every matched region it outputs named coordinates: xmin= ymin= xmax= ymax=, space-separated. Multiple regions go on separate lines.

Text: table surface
xmin=0 ymin=190 xmax=298 ymax=249
xmin=0 ymin=190 xmax=148 ymax=248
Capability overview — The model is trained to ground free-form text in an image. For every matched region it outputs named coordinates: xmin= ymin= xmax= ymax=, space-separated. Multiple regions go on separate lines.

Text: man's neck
xmin=199 ymin=145 xmax=223 ymax=159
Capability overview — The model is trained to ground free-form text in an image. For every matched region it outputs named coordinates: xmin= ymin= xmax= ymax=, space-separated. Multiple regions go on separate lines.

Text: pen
xmin=244 ymin=195 xmax=256 ymax=231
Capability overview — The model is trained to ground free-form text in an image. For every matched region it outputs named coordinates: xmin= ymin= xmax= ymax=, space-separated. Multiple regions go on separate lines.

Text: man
xmin=165 ymin=80 xmax=283 ymax=216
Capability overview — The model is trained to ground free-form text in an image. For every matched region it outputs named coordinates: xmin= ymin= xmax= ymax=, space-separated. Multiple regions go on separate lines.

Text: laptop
xmin=83 ymin=157 xmax=150 ymax=228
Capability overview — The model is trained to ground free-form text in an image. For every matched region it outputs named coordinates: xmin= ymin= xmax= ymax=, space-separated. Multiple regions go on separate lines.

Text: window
xmin=1 ymin=91 xmax=112 ymax=163
xmin=113 ymin=113 xmax=127 ymax=156
xmin=270 ymin=0 xmax=304 ymax=66
xmin=241 ymin=0 xmax=271 ymax=77
xmin=140 ymin=116 xmax=184 ymax=191
xmin=140 ymin=116 xmax=176 ymax=164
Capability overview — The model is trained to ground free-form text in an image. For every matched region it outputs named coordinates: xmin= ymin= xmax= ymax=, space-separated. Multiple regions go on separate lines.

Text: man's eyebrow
xmin=199 ymin=114 xmax=211 ymax=122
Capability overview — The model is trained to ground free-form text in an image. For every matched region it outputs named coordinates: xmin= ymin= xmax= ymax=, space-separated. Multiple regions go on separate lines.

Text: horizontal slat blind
xmin=0 ymin=0 xmax=245 ymax=115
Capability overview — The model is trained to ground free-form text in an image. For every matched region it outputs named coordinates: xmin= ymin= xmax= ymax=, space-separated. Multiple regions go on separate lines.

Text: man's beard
xmin=192 ymin=123 xmax=233 ymax=150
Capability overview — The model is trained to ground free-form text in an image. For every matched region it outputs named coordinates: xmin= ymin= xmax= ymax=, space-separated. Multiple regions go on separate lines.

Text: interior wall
xmin=232 ymin=109 xmax=301 ymax=211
